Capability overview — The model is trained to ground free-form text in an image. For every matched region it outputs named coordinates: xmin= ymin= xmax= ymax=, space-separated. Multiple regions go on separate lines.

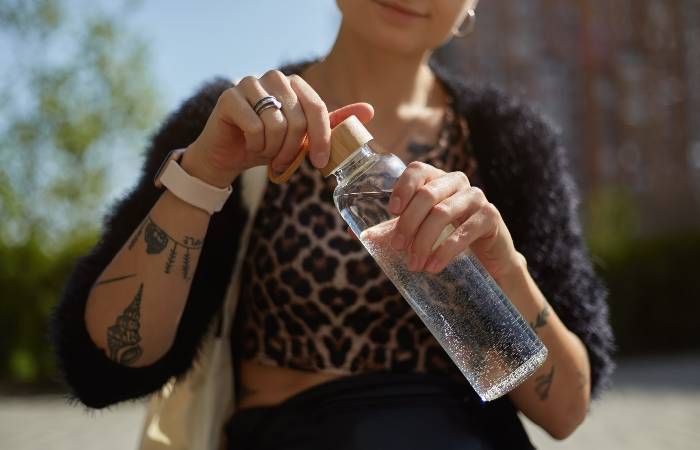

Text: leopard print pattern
xmin=232 ymin=94 xmax=481 ymax=382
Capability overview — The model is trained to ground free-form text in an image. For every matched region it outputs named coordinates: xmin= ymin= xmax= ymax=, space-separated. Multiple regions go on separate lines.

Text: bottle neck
xmin=331 ymin=143 xmax=377 ymax=185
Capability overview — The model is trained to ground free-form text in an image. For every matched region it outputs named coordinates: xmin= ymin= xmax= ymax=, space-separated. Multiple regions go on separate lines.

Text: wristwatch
xmin=153 ymin=147 xmax=233 ymax=215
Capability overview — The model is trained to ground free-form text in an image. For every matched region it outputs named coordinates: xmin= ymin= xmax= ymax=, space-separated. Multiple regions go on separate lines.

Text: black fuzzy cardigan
xmin=49 ymin=56 xmax=615 ymax=409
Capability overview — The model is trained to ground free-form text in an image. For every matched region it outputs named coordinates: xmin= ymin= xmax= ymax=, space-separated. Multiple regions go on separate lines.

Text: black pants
xmin=224 ymin=370 xmax=535 ymax=450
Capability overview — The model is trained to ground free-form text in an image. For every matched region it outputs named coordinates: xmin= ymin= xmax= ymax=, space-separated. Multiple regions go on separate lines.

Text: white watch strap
xmin=160 ymin=158 xmax=232 ymax=215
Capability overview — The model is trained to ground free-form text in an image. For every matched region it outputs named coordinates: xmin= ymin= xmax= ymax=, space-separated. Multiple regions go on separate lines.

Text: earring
xmin=453 ymin=8 xmax=476 ymax=38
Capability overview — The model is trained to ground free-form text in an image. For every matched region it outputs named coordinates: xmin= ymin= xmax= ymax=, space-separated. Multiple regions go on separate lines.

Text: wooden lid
xmin=319 ymin=115 xmax=374 ymax=177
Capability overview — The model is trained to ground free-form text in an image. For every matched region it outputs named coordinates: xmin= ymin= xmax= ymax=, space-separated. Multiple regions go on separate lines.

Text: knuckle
xmin=218 ymin=87 xmax=237 ymax=105
xmin=470 ymin=185 xmax=484 ymax=197
xmin=454 ymin=170 xmax=469 ymax=185
xmin=407 ymin=161 xmax=424 ymax=171
xmin=483 ymin=202 xmax=500 ymax=219
xmin=470 ymin=186 xmax=486 ymax=203
xmin=416 ymin=185 xmax=438 ymax=203
xmin=237 ymin=75 xmax=257 ymax=87
xmin=431 ymin=203 xmax=452 ymax=221
xmin=261 ymin=69 xmax=286 ymax=83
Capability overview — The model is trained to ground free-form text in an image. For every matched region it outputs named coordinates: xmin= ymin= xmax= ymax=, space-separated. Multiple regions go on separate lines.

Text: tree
xmin=0 ymin=0 xmax=162 ymax=383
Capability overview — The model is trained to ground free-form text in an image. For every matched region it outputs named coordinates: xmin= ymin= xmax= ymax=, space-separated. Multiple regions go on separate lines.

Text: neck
xmin=312 ymin=22 xmax=439 ymax=121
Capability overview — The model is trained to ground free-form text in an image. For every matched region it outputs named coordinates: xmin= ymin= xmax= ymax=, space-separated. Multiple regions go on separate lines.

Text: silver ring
xmin=253 ymin=95 xmax=283 ymax=115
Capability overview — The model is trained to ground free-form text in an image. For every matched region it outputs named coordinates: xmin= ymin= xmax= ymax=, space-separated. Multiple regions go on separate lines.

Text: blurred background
xmin=1 ymin=0 xmax=698 ymax=449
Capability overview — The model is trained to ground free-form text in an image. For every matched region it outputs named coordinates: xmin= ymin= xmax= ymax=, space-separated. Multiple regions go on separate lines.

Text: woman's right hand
xmin=181 ymin=69 xmax=374 ymax=188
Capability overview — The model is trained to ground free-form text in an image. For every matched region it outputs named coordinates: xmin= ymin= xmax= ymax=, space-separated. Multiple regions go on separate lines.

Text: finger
xmin=388 ymin=165 xmax=453 ymax=253
xmin=237 ymin=74 xmax=287 ymax=157
xmin=425 ymin=202 xmax=500 ymax=273
xmin=258 ymin=72 xmax=307 ymax=175
xmin=388 ymin=161 xmax=448 ymax=219
xmin=328 ymin=102 xmax=374 ymax=127
xmin=217 ymin=87 xmax=265 ymax=153
xmin=288 ymin=74 xmax=331 ymax=169
xmin=410 ymin=185 xmax=486 ymax=270
xmin=290 ymin=72 xmax=374 ymax=168
xmin=304 ymin=100 xmax=374 ymax=169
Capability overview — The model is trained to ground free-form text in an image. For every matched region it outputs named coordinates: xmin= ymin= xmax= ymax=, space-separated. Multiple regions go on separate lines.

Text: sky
xmin=127 ymin=0 xmax=341 ymax=109
xmin=84 ymin=0 xmax=341 ymax=203
xmin=1 ymin=1 xmax=343 ymax=217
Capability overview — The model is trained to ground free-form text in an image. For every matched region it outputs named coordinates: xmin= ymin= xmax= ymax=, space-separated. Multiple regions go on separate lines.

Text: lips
xmin=373 ymin=0 xmax=429 ymax=18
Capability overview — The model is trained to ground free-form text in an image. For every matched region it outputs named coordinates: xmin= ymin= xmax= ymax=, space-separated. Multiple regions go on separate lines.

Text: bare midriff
xmin=235 ymin=358 xmax=349 ymax=409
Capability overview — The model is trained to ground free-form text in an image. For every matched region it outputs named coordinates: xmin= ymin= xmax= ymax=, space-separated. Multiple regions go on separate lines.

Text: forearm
xmin=84 ymin=153 xmax=239 ymax=367
xmin=495 ymin=253 xmax=591 ymax=440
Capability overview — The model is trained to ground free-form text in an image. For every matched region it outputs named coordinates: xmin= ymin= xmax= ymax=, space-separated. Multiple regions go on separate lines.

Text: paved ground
xmin=522 ymin=353 xmax=700 ymax=449
xmin=1 ymin=354 xmax=698 ymax=450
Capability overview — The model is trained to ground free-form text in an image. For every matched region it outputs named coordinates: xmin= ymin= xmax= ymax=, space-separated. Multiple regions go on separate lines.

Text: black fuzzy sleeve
xmin=49 ymin=76 xmax=248 ymax=409
xmin=463 ymin=85 xmax=616 ymax=398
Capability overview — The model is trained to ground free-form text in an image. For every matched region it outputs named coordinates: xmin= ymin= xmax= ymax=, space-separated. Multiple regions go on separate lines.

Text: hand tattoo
xmin=129 ymin=216 xmax=203 ymax=280
xmin=106 ymin=283 xmax=144 ymax=365
xmin=534 ymin=365 xmax=555 ymax=400
xmin=530 ymin=303 xmax=550 ymax=333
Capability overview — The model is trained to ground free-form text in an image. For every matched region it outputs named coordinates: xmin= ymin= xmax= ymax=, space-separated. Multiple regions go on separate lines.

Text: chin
xmin=350 ymin=17 xmax=434 ymax=55
xmin=339 ymin=0 xmax=438 ymax=55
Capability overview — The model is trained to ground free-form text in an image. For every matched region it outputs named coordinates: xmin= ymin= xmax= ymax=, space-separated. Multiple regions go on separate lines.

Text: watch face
xmin=154 ymin=148 xmax=187 ymax=188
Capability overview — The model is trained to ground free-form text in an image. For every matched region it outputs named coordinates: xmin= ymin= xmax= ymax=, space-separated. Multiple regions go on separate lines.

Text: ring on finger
xmin=253 ymin=95 xmax=283 ymax=115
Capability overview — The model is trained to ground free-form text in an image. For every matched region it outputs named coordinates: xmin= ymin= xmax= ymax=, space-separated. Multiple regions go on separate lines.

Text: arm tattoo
xmin=128 ymin=218 xmax=147 ymax=250
xmin=530 ymin=303 xmax=550 ymax=333
xmin=95 ymin=273 xmax=137 ymax=286
xmin=129 ymin=215 xmax=204 ymax=280
xmin=534 ymin=365 xmax=555 ymax=400
xmin=106 ymin=283 xmax=144 ymax=365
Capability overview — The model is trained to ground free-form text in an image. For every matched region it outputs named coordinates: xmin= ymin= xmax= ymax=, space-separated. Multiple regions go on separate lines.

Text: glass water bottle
xmin=319 ymin=115 xmax=548 ymax=401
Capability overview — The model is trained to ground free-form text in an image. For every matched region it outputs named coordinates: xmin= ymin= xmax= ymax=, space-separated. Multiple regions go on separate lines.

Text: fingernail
xmin=274 ymin=164 xmax=289 ymax=174
xmin=391 ymin=233 xmax=406 ymax=250
xmin=389 ymin=196 xmax=401 ymax=214
xmin=313 ymin=152 xmax=328 ymax=168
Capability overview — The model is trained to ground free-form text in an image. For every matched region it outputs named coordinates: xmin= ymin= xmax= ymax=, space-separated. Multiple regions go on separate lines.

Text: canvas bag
xmin=137 ymin=165 xmax=269 ymax=450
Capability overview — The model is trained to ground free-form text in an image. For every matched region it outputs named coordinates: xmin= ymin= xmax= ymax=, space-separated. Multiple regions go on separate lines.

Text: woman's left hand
xmin=387 ymin=161 xmax=523 ymax=281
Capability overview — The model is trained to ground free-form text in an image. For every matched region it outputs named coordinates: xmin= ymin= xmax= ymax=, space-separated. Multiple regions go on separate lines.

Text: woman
xmin=51 ymin=1 xmax=615 ymax=449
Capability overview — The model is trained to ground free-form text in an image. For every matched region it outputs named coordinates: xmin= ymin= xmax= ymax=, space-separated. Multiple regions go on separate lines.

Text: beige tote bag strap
xmin=138 ymin=165 xmax=269 ymax=450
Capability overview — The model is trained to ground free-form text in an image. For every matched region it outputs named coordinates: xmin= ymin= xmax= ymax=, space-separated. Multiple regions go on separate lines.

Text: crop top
xmin=231 ymin=93 xmax=482 ymax=382
xmin=49 ymin=60 xmax=614 ymax=412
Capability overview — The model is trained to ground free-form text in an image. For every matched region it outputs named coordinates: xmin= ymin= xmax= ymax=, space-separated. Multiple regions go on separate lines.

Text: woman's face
xmin=335 ymin=0 xmax=475 ymax=54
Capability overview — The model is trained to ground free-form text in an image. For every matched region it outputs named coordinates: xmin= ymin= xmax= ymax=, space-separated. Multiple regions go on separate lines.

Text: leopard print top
xmin=232 ymin=93 xmax=481 ymax=381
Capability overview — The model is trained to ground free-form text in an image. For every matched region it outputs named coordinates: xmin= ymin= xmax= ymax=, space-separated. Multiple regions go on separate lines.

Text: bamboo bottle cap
xmin=319 ymin=115 xmax=374 ymax=177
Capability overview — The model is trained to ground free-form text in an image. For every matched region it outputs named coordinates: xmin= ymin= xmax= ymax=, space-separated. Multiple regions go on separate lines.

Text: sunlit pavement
xmin=523 ymin=353 xmax=700 ymax=449
xmin=1 ymin=354 xmax=698 ymax=450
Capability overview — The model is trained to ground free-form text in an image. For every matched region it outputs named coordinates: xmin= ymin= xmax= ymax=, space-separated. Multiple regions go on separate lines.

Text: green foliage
xmin=585 ymin=186 xmax=641 ymax=257
xmin=0 ymin=232 xmax=97 ymax=383
xmin=585 ymin=186 xmax=700 ymax=356
xmin=0 ymin=0 xmax=161 ymax=385
xmin=0 ymin=0 xmax=63 ymax=34
xmin=594 ymin=230 xmax=700 ymax=356
xmin=0 ymin=0 xmax=161 ymax=250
